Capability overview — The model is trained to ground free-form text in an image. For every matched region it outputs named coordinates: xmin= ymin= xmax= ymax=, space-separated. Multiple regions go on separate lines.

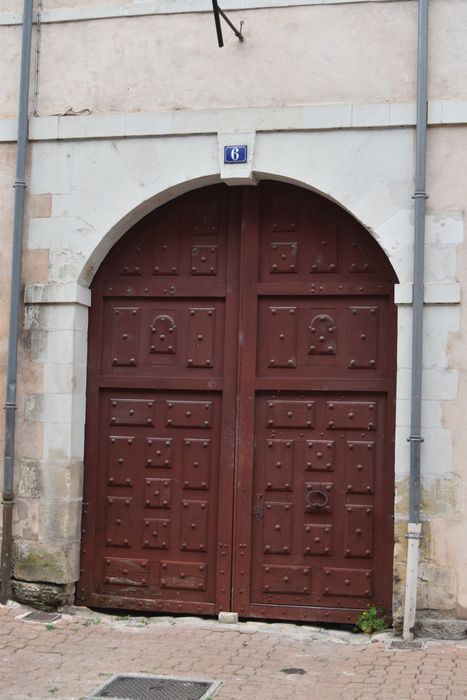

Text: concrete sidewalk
xmin=1 ymin=603 xmax=467 ymax=700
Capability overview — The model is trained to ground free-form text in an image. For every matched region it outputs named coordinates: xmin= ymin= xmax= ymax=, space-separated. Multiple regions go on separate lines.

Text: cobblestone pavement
xmin=1 ymin=603 xmax=467 ymax=700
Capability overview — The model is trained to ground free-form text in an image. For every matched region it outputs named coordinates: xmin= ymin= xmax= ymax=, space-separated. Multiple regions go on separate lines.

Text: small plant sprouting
xmin=353 ymin=606 xmax=388 ymax=634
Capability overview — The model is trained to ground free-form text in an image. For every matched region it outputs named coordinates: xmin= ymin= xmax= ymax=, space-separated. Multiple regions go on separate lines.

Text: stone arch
xmin=77 ymin=174 xmax=399 ymax=288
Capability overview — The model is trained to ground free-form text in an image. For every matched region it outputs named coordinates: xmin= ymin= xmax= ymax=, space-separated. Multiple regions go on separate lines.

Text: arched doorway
xmin=77 ymin=181 xmax=397 ymax=624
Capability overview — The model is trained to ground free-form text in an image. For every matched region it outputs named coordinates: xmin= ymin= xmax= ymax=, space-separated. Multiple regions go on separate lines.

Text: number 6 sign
xmin=224 ymin=145 xmax=248 ymax=164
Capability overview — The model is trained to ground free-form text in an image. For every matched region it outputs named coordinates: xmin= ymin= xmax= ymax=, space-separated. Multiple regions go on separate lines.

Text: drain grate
xmin=90 ymin=674 xmax=218 ymax=700
xmin=22 ymin=611 xmax=61 ymax=623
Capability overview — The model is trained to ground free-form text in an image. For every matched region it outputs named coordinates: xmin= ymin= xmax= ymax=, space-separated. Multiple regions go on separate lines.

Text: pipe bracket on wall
xmin=212 ymin=0 xmax=244 ymax=48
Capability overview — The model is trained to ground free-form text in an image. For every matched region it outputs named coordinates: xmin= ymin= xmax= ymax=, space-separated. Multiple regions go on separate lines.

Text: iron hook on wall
xmin=212 ymin=0 xmax=244 ymax=48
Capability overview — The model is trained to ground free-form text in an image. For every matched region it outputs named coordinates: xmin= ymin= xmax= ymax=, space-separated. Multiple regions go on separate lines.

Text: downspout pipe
xmin=402 ymin=0 xmax=429 ymax=641
xmin=0 ymin=0 xmax=34 ymax=604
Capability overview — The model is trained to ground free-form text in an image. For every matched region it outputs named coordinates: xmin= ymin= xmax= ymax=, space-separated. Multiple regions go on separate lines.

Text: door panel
xmin=232 ymin=182 xmax=396 ymax=624
xmin=257 ymin=298 xmax=390 ymax=377
xmin=102 ymin=300 xmax=226 ymax=377
xmin=247 ymin=391 xmax=387 ymax=612
xmin=78 ymin=186 xmax=240 ymax=614
xmin=78 ymin=182 xmax=396 ymax=623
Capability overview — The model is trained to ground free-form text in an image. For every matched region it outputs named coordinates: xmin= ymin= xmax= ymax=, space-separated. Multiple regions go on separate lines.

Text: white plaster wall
xmin=425 ymin=127 xmax=467 ymax=616
xmin=31 ymin=4 xmax=419 ymax=114
xmin=0 ymin=0 xmax=407 ymax=14
xmin=1 ymin=1 xmax=465 ymax=118
xmin=0 ymin=23 xmax=20 ymax=118
xmin=0 ymin=0 xmax=464 ymax=117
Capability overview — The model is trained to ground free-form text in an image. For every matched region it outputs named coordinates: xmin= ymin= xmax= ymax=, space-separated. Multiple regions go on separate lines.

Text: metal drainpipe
xmin=0 ymin=0 xmax=34 ymax=604
xmin=402 ymin=0 xmax=429 ymax=641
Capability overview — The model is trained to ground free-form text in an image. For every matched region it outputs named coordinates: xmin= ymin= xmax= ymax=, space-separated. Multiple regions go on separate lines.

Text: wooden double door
xmin=78 ymin=182 xmax=396 ymax=623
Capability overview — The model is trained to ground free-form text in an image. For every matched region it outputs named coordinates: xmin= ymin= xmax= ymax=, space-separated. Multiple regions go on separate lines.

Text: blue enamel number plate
xmin=224 ymin=145 xmax=248 ymax=164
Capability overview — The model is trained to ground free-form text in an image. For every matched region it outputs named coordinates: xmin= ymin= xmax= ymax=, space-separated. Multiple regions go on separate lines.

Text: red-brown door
xmin=78 ymin=182 xmax=396 ymax=623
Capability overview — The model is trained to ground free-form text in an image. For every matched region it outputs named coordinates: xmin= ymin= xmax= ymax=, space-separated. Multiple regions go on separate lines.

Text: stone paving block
xmin=2 ymin=605 xmax=467 ymax=699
